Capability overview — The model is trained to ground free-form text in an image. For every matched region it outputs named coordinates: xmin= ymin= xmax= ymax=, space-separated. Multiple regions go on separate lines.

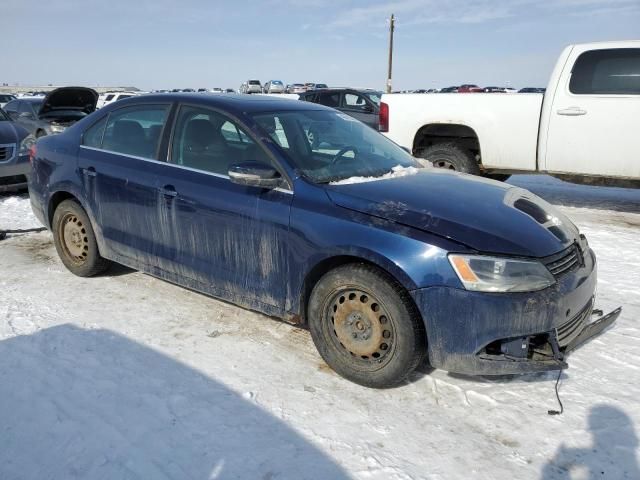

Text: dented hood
xmin=324 ymin=170 xmax=579 ymax=258
xmin=39 ymin=87 xmax=98 ymax=117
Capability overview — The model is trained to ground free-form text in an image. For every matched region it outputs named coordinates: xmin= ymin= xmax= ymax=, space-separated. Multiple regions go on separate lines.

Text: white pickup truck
xmin=380 ymin=41 xmax=640 ymax=187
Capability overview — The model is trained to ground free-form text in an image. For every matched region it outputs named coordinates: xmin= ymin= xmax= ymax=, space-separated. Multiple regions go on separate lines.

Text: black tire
xmin=420 ymin=142 xmax=479 ymax=174
xmin=52 ymin=199 xmax=110 ymax=277
xmin=308 ymin=263 xmax=427 ymax=388
xmin=35 ymin=130 xmax=47 ymax=138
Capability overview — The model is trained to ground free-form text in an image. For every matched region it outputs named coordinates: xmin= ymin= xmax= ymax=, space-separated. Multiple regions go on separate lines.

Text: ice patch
xmin=330 ymin=165 xmax=421 ymax=185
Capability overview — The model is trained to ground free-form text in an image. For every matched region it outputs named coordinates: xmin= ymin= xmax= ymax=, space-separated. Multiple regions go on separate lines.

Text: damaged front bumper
xmin=411 ymin=247 xmax=620 ymax=376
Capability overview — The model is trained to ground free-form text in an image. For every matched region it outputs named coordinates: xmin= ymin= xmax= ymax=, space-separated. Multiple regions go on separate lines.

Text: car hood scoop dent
xmin=325 ymin=170 xmax=579 ymax=258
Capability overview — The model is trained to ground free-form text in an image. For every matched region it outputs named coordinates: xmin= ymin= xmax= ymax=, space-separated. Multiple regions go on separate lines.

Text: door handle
xmin=557 ymin=107 xmax=587 ymax=116
xmin=82 ymin=167 xmax=97 ymax=177
xmin=160 ymin=185 xmax=178 ymax=198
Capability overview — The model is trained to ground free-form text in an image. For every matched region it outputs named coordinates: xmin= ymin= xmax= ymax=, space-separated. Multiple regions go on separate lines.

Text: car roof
xmin=109 ymin=92 xmax=328 ymax=115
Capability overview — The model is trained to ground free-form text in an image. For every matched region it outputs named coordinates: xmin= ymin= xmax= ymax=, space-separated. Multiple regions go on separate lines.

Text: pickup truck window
xmin=570 ymin=48 xmax=640 ymax=95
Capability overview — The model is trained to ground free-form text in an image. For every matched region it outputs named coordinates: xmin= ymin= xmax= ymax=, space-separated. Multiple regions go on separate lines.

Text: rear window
xmin=249 ymin=80 xmax=261 ymax=85
xmin=100 ymin=105 xmax=170 ymax=159
xmin=570 ymin=48 xmax=640 ymax=95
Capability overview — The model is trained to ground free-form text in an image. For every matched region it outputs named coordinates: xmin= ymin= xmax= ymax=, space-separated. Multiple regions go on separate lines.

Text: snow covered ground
xmin=0 ymin=175 xmax=638 ymax=480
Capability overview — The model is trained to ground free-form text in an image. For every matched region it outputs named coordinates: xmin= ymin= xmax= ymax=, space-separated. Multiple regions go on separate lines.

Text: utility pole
xmin=386 ymin=13 xmax=395 ymax=93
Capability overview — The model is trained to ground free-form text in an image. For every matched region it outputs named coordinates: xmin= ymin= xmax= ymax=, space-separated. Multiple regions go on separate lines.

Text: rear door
xmin=78 ymin=103 xmax=179 ymax=268
xmin=165 ymin=104 xmax=293 ymax=310
xmin=544 ymin=46 xmax=640 ymax=179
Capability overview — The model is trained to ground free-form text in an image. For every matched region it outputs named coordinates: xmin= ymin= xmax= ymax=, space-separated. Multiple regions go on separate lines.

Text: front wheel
xmin=308 ymin=264 xmax=427 ymax=388
xmin=52 ymin=199 xmax=111 ymax=277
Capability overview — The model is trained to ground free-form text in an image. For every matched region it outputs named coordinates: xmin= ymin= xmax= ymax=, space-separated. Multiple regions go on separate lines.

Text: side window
xmin=343 ymin=93 xmax=368 ymax=111
xmin=570 ymin=48 xmax=640 ymax=95
xmin=4 ymin=101 xmax=18 ymax=114
xmin=82 ymin=116 xmax=108 ymax=148
xmin=19 ymin=102 xmax=34 ymax=115
xmin=171 ymin=105 xmax=270 ymax=175
xmin=105 ymin=94 xmax=115 ymax=101
xmin=318 ymin=92 xmax=340 ymax=108
xmin=101 ymin=104 xmax=169 ymax=159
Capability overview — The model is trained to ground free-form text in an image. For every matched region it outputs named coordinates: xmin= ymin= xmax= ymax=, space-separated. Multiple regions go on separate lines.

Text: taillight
xmin=29 ymin=145 xmax=37 ymax=165
xmin=379 ymin=101 xmax=389 ymax=132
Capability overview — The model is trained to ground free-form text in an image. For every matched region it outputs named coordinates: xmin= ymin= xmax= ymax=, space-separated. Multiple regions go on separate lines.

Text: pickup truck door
xmin=544 ymin=46 xmax=640 ymax=180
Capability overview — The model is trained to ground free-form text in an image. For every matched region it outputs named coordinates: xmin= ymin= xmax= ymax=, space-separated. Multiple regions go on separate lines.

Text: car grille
xmin=0 ymin=143 xmax=16 ymax=162
xmin=556 ymin=299 xmax=593 ymax=347
xmin=543 ymin=244 xmax=581 ymax=278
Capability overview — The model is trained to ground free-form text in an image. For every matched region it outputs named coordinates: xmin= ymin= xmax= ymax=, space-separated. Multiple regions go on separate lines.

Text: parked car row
xmin=238 ymin=80 xmax=329 ymax=94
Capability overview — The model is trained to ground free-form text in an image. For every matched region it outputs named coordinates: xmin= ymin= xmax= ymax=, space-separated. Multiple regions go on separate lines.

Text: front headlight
xmin=448 ymin=254 xmax=555 ymax=293
xmin=50 ymin=124 xmax=65 ymax=133
xmin=18 ymin=134 xmax=36 ymax=155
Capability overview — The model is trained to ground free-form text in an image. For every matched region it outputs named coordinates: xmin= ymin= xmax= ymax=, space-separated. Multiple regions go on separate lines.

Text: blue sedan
xmin=28 ymin=94 xmax=619 ymax=387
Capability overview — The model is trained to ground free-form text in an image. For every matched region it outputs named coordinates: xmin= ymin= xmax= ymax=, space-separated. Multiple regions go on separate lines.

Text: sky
xmin=4 ymin=0 xmax=640 ymax=91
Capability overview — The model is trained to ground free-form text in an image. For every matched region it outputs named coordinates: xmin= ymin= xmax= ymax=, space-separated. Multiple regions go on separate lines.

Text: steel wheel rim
xmin=59 ymin=213 xmax=89 ymax=264
xmin=432 ymin=159 xmax=456 ymax=170
xmin=325 ymin=288 xmax=395 ymax=365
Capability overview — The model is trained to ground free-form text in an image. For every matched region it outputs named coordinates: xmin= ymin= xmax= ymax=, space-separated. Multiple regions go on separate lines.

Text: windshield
xmin=0 ymin=95 xmax=15 ymax=103
xmin=252 ymin=109 xmax=420 ymax=184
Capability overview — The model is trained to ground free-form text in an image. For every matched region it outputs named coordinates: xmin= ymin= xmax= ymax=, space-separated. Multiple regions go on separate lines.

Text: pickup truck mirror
xmin=363 ymin=104 xmax=374 ymax=113
xmin=229 ymin=161 xmax=284 ymax=189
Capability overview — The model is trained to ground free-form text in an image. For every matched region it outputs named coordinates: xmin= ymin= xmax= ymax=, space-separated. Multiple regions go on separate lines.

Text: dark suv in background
xmin=299 ymin=88 xmax=382 ymax=129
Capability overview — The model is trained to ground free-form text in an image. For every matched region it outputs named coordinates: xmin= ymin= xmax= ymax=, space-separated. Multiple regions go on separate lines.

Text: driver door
xmin=165 ymin=104 xmax=293 ymax=310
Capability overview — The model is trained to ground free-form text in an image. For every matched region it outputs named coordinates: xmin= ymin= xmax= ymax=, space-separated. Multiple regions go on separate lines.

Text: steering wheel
xmin=331 ymin=146 xmax=358 ymax=165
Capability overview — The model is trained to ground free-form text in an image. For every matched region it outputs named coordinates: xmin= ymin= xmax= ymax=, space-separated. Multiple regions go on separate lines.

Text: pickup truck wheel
xmin=421 ymin=143 xmax=480 ymax=175
xmin=52 ymin=199 xmax=111 ymax=277
xmin=308 ymin=264 xmax=427 ymax=388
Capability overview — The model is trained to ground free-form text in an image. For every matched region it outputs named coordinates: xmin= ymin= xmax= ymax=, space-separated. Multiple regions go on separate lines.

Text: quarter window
xmin=82 ymin=116 xmax=108 ymax=148
xmin=171 ymin=106 xmax=269 ymax=176
xmin=101 ymin=105 xmax=169 ymax=159
xmin=343 ymin=93 xmax=368 ymax=110
xmin=570 ymin=48 xmax=640 ymax=95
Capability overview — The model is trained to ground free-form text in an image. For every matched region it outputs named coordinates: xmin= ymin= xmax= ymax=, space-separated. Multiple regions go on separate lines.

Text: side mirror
xmin=228 ymin=161 xmax=284 ymax=189
xmin=18 ymin=112 xmax=34 ymax=119
xmin=363 ymin=104 xmax=374 ymax=113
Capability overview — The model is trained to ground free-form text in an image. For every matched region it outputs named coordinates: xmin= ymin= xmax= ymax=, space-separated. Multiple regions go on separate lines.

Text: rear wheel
xmin=420 ymin=142 xmax=479 ymax=174
xmin=308 ymin=264 xmax=426 ymax=388
xmin=52 ymin=199 xmax=110 ymax=277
